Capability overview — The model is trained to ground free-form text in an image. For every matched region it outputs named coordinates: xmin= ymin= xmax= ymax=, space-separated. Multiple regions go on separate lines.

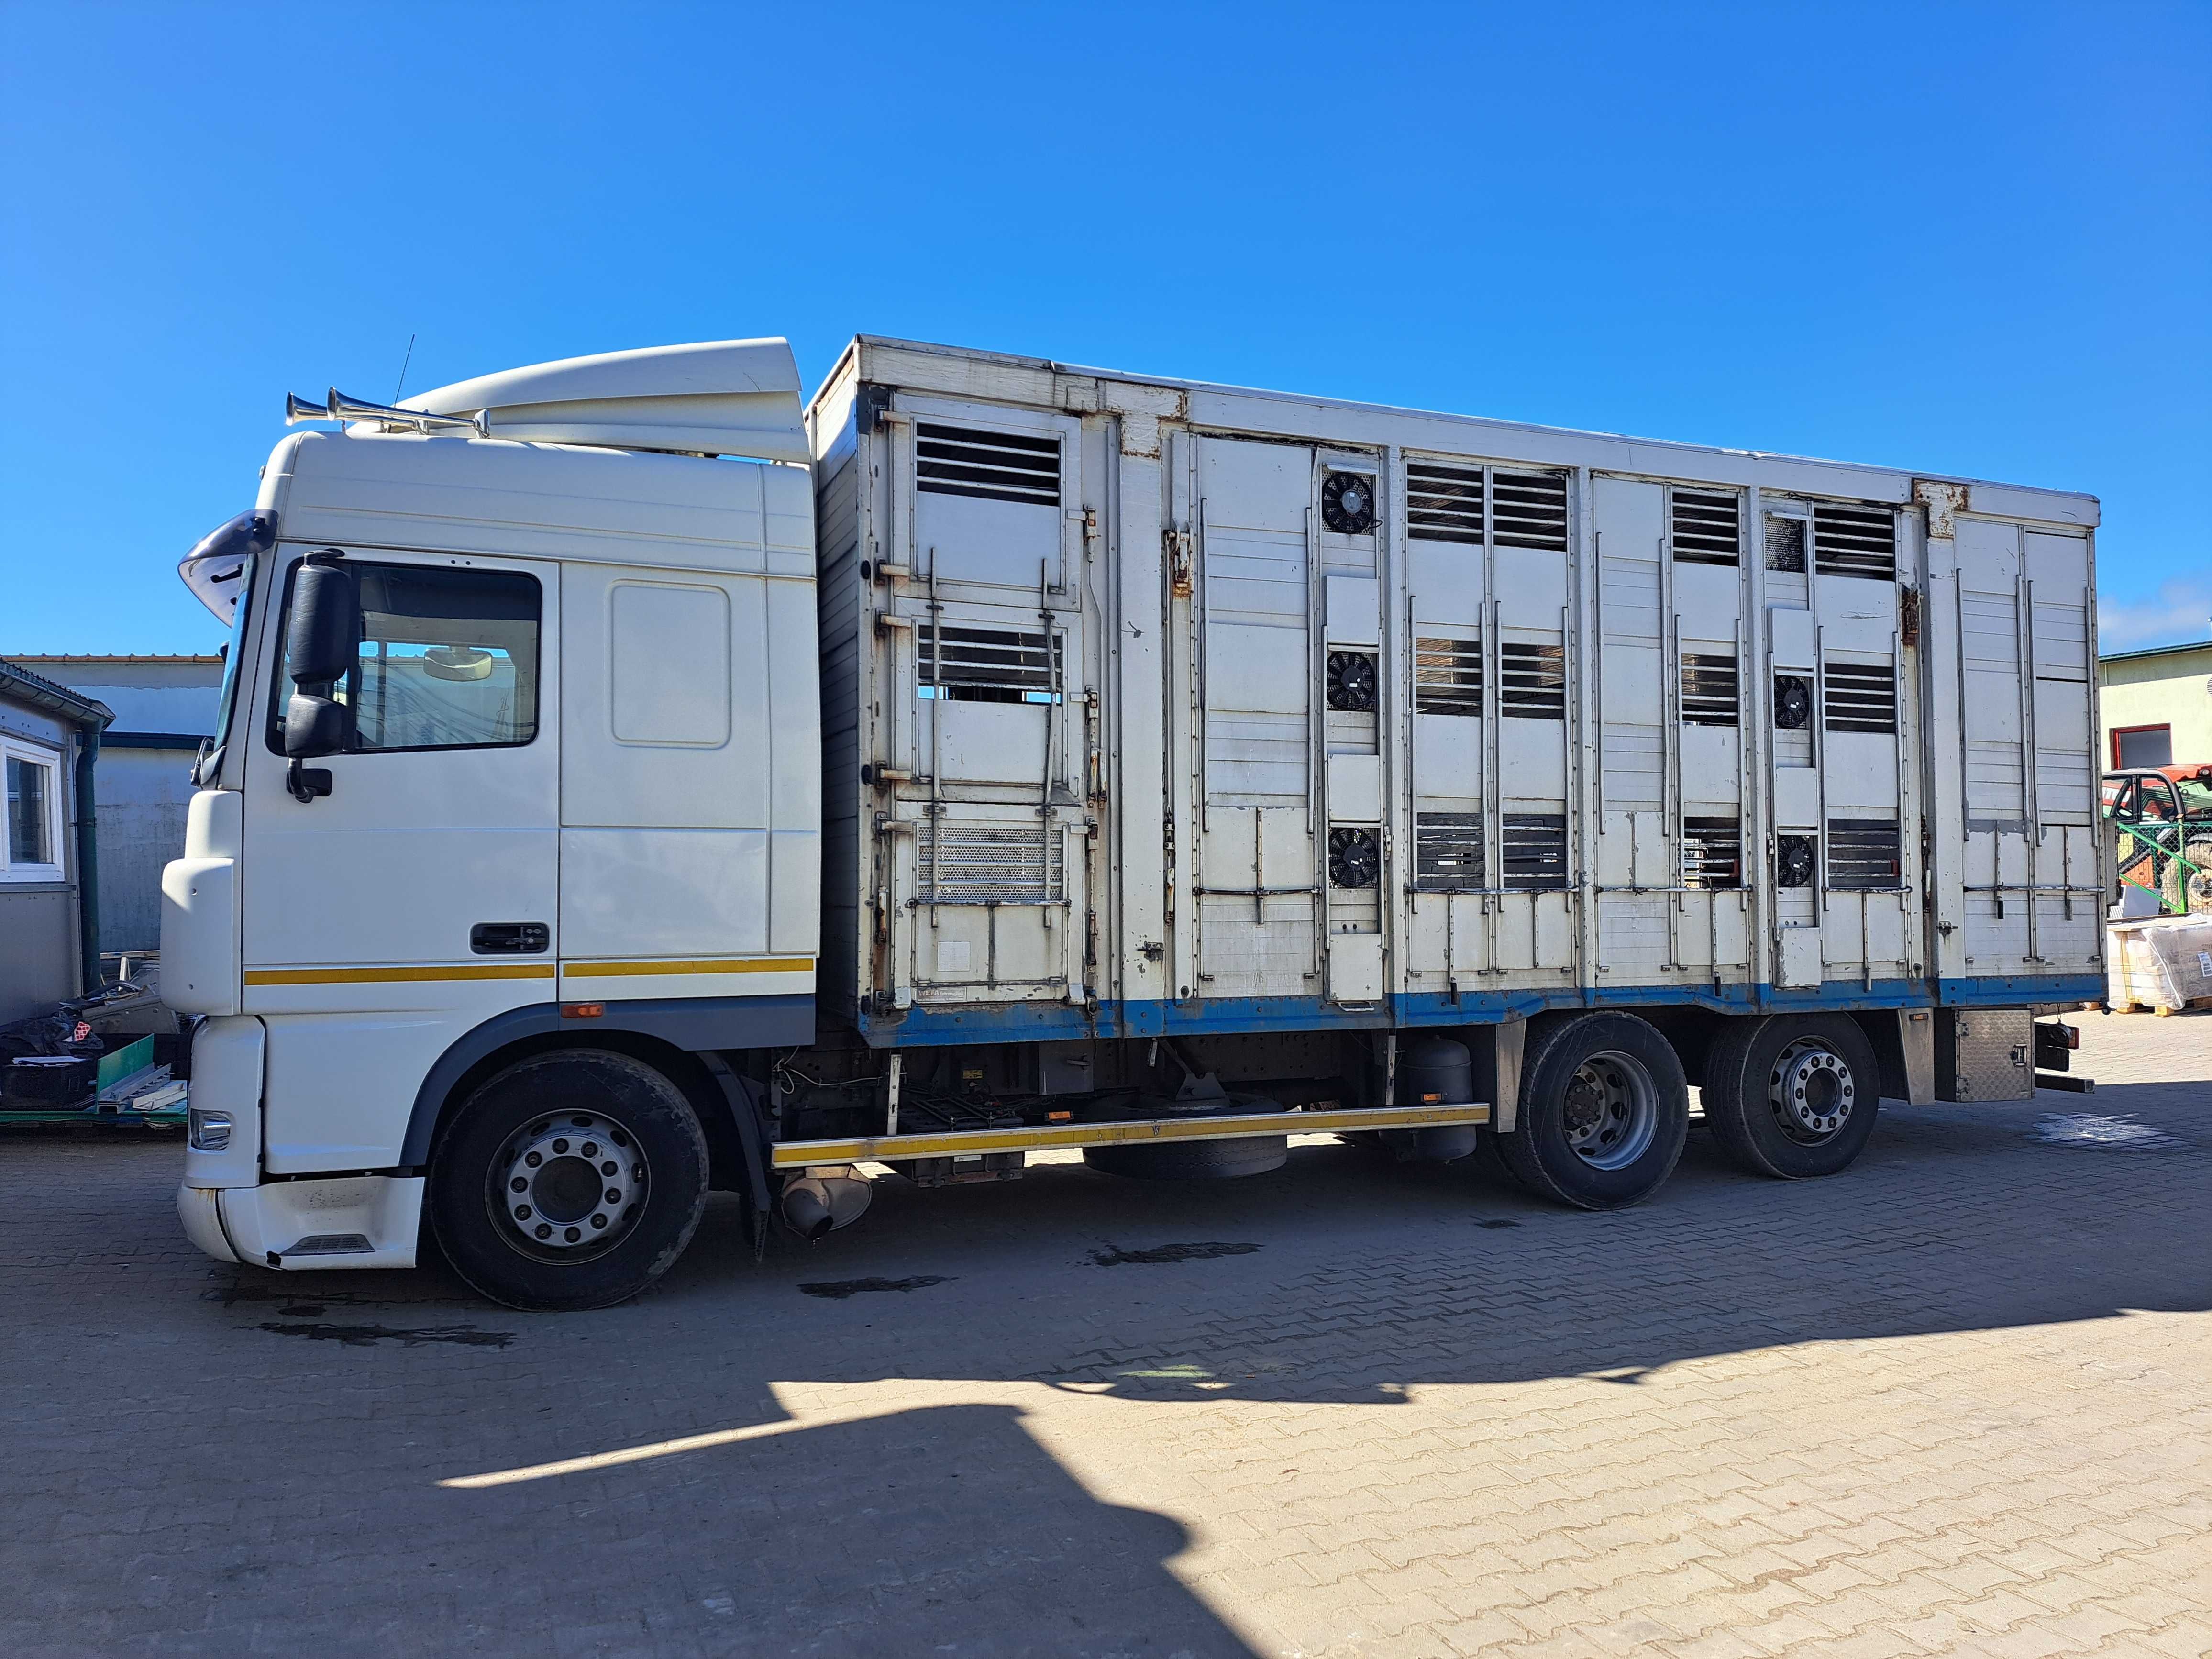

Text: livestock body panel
xmin=807 ymin=339 xmax=2101 ymax=1049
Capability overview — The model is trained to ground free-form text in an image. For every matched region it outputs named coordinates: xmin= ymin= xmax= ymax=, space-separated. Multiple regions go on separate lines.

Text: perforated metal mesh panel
xmin=917 ymin=823 xmax=1065 ymax=904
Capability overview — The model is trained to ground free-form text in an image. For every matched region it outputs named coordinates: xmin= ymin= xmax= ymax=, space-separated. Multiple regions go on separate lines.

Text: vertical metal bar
xmin=928 ymin=567 xmax=943 ymax=930
xmin=1594 ymin=529 xmax=1606 ymax=828
xmin=1745 ymin=485 xmax=1768 ymax=1006
xmin=885 ymin=1051 xmax=902 ymax=1137
xmin=1814 ymin=623 xmax=1829 ymax=906
xmin=1731 ymin=610 xmax=1745 ymax=990
xmin=2022 ymin=571 xmax=2042 ymax=964
xmin=1308 ymin=501 xmax=1324 ymax=985
xmin=1040 ymin=559 xmax=1056 ymax=925
xmin=1664 ymin=608 xmax=1680 ymax=972
xmin=1196 ymin=495 xmax=1210 ymax=833
xmin=1252 ymin=808 xmax=1264 ymax=928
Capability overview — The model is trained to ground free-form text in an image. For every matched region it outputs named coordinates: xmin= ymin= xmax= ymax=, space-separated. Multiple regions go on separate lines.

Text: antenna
xmin=393 ymin=332 xmax=417 ymax=403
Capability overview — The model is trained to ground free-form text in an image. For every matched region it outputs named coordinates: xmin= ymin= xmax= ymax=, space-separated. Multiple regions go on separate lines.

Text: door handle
xmin=470 ymin=922 xmax=549 ymax=955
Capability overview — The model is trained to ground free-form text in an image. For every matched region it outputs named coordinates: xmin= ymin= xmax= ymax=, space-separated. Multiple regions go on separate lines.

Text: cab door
xmin=240 ymin=547 xmax=558 ymax=1170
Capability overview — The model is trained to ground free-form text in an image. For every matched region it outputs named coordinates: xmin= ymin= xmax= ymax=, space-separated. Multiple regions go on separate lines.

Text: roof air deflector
xmin=396 ymin=338 xmax=809 ymax=463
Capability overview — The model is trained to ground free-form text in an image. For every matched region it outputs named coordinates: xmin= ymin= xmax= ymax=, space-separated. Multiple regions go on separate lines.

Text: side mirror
xmin=282 ymin=555 xmax=357 ymax=802
xmin=287 ymin=558 xmax=359 ymax=686
xmin=284 ymin=692 xmax=351 ymax=759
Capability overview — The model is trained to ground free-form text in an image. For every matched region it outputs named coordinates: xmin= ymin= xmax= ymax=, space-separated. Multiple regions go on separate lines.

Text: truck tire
xmin=428 ymin=1049 xmax=710 ymax=1312
xmin=1495 ymin=1013 xmax=1688 ymax=1210
xmin=1701 ymin=1014 xmax=1881 ymax=1179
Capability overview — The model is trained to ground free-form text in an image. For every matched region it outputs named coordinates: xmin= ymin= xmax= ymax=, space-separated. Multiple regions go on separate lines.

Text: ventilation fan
xmin=1326 ymin=651 xmax=1377 ymax=712
xmin=1775 ymin=834 xmax=1815 ymax=888
xmin=1328 ymin=827 xmax=1380 ymax=889
xmin=1321 ymin=471 xmax=1376 ymax=535
xmin=1774 ymin=674 xmax=1812 ymax=730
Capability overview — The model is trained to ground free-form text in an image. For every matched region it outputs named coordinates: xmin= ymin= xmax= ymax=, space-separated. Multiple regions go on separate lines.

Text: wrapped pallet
xmin=2106 ymin=915 xmax=2212 ymax=1013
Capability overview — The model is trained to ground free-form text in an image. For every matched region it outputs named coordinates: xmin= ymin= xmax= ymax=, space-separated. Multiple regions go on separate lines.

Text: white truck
xmin=161 ymin=336 xmax=2103 ymax=1310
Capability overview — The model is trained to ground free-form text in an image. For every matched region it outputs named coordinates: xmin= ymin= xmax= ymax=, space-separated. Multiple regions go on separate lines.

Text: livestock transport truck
xmin=161 ymin=336 xmax=2105 ymax=1310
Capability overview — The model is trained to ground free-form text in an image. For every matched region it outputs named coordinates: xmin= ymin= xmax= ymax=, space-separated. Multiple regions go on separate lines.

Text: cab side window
xmin=268 ymin=560 xmax=541 ymax=753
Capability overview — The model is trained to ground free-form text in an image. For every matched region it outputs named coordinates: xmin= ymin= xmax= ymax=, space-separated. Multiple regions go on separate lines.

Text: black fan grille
xmin=1328 ymin=827 xmax=1380 ymax=888
xmin=1321 ymin=472 xmax=1377 ymax=535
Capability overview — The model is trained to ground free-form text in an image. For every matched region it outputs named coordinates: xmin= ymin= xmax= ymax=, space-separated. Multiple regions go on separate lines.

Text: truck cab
xmin=164 ymin=341 xmax=823 ymax=1306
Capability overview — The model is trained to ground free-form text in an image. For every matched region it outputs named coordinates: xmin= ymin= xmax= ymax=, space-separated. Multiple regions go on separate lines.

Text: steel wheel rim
xmin=1768 ymin=1038 xmax=1855 ymax=1145
xmin=1561 ymin=1050 xmax=1659 ymax=1170
xmin=488 ymin=1109 xmax=650 ymax=1263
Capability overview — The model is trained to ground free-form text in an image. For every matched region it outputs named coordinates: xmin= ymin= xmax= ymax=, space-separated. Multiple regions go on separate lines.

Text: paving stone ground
xmin=2 ymin=1011 xmax=2207 ymax=1658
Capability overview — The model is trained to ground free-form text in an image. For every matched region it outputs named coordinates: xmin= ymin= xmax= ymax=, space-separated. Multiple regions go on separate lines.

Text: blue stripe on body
xmin=856 ymin=974 xmax=2104 ymax=1048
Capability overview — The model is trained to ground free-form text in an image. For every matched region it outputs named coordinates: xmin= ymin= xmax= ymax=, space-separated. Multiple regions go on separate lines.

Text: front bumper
xmin=177 ymin=1173 xmax=424 ymax=1270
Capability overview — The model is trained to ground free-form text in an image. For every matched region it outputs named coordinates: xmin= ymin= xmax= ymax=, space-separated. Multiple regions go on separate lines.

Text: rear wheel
xmin=1702 ymin=1014 xmax=1881 ymax=1179
xmin=1496 ymin=1013 xmax=1688 ymax=1210
xmin=429 ymin=1049 xmax=708 ymax=1311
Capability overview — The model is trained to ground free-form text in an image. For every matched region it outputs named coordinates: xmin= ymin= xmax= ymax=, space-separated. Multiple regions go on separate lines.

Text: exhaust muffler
xmin=780 ymin=1164 xmax=873 ymax=1239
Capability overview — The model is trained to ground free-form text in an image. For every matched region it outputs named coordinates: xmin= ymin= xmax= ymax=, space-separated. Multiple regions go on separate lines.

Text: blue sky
xmin=3 ymin=1 xmax=2206 ymax=655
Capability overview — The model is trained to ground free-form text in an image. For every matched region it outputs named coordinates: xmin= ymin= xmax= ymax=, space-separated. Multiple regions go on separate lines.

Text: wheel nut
xmin=535 ymin=1223 xmax=552 ymax=1239
xmin=601 ymin=1161 xmax=618 ymax=1176
xmin=510 ymin=1177 xmax=527 ymax=1193
xmin=564 ymin=1227 xmax=581 ymax=1243
xmin=591 ymin=1214 xmax=608 ymax=1229
xmin=552 ymin=1138 xmax=569 ymax=1154
xmin=582 ymin=1141 xmax=598 ymax=1157
xmin=515 ymin=1205 xmax=531 ymax=1219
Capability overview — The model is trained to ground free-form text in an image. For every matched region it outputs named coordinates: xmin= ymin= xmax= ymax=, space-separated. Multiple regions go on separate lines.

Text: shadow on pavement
xmin=5 ymin=1078 xmax=2208 ymax=1654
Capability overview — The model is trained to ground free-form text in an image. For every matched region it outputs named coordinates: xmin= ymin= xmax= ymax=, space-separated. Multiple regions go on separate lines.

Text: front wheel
xmin=1497 ymin=1013 xmax=1689 ymax=1210
xmin=429 ymin=1049 xmax=709 ymax=1311
xmin=1701 ymin=1014 xmax=1881 ymax=1179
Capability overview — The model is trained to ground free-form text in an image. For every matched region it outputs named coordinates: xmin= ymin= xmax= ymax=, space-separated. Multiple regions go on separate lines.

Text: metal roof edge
xmin=0 ymin=658 xmax=114 ymax=729
xmin=2098 ymin=639 xmax=2212 ymax=666
xmin=830 ymin=335 xmax=2100 ymax=513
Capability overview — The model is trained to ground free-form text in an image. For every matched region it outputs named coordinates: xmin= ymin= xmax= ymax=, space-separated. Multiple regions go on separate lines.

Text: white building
xmin=10 ymin=655 xmax=222 ymax=955
xmin=2099 ymin=637 xmax=2212 ymax=770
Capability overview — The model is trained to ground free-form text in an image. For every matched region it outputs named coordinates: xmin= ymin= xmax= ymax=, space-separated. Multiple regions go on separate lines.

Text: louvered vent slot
xmin=919 ymin=625 xmax=1062 ymax=704
xmin=915 ymin=422 xmax=1061 ymax=507
xmin=1680 ymin=653 xmax=1740 ymax=727
xmin=1671 ymin=490 xmax=1740 ymax=566
xmin=1826 ymin=819 xmax=1901 ymax=890
xmin=1415 ymin=635 xmax=1482 ymax=716
xmin=1492 ymin=470 xmax=1570 ymax=551
xmin=1414 ymin=812 xmax=1484 ymax=892
xmin=918 ymin=823 xmax=1065 ymax=904
xmin=1681 ymin=818 xmax=1743 ymax=889
xmin=1824 ymin=659 xmax=1896 ymax=733
xmin=1499 ymin=641 xmax=1566 ymax=720
xmin=1406 ymin=463 xmax=1485 ymax=544
xmin=1813 ymin=503 xmax=1896 ymax=580
xmin=1501 ymin=814 xmax=1569 ymax=890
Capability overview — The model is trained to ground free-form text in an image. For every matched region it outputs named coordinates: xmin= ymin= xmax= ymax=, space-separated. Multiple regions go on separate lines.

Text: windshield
xmin=190 ymin=551 xmax=257 ymax=785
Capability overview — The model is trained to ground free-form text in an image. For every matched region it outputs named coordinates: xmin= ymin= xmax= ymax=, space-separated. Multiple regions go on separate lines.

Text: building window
xmin=2 ymin=740 xmax=65 ymax=880
xmin=2112 ymin=724 xmax=2173 ymax=769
